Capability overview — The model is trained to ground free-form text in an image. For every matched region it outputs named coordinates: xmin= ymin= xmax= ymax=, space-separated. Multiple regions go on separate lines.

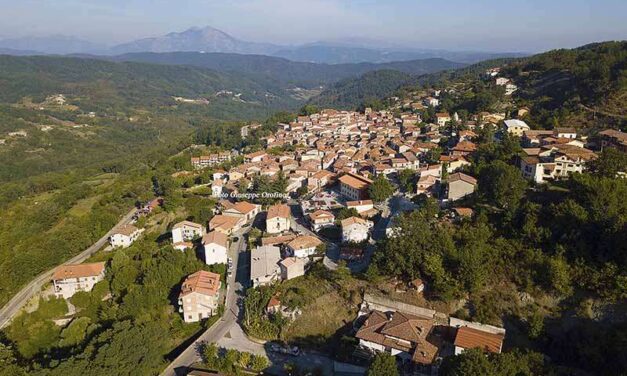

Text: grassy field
xmin=282 ymin=291 xmax=357 ymax=346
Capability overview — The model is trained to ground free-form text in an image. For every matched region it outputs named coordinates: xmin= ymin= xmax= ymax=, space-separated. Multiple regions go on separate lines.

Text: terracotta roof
xmin=452 ymin=141 xmax=477 ymax=152
xmin=267 ymin=204 xmax=290 ymax=219
xmin=454 ymin=326 xmax=504 ymax=353
xmin=338 ymin=173 xmax=372 ymax=190
xmin=453 ymin=208 xmax=474 ymax=217
xmin=226 ymin=201 xmax=258 ymax=215
xmin=209 ymin=215 xmax=241 ymax=232
xmin=53 ymin=262 xmax=105 ymax=281
xmin=267 ymin=294 xmax=281 ymax=308
xmin=202 ymin=231 xmax=228 ymax=247
xmin=173 ymin=220 xmax=203 ymax=230
xmin=340 ymin=216 xmax=371 ymax=227
xmin=356 ymin=310 xmax=440 ymax=365
xmin=179 ymin=270 xmax=221 ymax=298
xmin=448 ymin=172 xmax=477 ymax=186
xmin=309 ymin=210 xmax=334 ymax=221
xmin=287 ymin=235 xmax=322 ymax=250
xmin=114 ymin=224 xmax=139 ymax=237
xmin=261 ymin=234 xmax=297 ymax=246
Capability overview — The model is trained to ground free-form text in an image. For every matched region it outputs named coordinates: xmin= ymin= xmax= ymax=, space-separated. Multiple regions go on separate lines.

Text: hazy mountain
xmin=110 ymin=51 xmax=465 ymax=87
xmin=0 ymin=47 xmax=43 ymax=56
xmin=0 ymin=26 xmax=527 ymax=65
xmin=272 ymin=42 xmax=527 ymax=64
xmin=0 ymin=35 xmax=106 ymax=55
xmin=110 ymin=26 xmax=279 ymax=55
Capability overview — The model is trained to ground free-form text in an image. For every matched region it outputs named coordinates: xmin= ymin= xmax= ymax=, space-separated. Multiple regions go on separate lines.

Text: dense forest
xmin=309 ymin=70 xmax=413 ymax=109
xmin=113 ymin=52 xmax=464 ymax=88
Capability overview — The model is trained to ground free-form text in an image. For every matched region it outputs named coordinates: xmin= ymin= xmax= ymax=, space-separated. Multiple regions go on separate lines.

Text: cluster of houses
xmin=354 ymin=295 xmax=506 ymax=372
xmin=250 ymin=203 xmax=321 ymax=287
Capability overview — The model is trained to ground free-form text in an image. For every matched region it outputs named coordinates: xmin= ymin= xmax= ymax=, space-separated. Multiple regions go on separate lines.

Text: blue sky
xmin=0 ymin=0 xmax=625 ymax=52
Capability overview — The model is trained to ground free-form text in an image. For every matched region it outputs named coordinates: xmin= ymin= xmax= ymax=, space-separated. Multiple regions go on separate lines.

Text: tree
xmin=398 ymin=169 xmax=416 ymax=193
xmin=337 ymin=207 xmax=360 ymax=221
xmin=250 ymin=354 xmax=270 ymax=372
xmin=589 ymin=147 xmax=627 ymax=178
xmin=368 ymin=175 xmax=395 ymax=203
xmin=238 ymin=351 xmax=252 ymax=368
xmin=367 ymin=352 xmax=398 ymax=376
xmin=299 ymin=104 xmax=319 ymax=116
xmin=439 ymin=348 xmax=494 ymax=376
xmin=202 ymin=342 xmax=219 ymax=368
xmin=478 ymin=160 xmax=527 ymax=211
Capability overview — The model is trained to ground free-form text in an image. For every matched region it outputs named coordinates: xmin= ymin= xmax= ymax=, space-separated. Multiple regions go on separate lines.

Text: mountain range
xmin=108 ymin=52 xmax=465 ymax=88
xmin=0 ymin=26 xmax=526 ymax=64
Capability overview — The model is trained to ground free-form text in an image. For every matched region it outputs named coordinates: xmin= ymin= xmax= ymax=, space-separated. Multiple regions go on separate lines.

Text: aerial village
xmin=46 ymin=68 xmax=626 ymax=375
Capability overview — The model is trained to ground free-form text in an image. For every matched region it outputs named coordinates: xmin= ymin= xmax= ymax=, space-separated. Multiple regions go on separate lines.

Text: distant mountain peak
xmin=111 ymin=25 xmax=275 ymax=55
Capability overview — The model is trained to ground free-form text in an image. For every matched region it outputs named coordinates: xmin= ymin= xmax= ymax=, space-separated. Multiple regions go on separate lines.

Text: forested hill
xmin=0 ymin=55 xmax=298 ymax=112
xmin=108 ymin=52 xmax=464 ymax=88
xmin=309 ymin=41 xmax=627 ymax=117
xmin=502 ymin=41 xmax=627 ymax=127
xmin=307 ymin=70 xmax=413 ymax=109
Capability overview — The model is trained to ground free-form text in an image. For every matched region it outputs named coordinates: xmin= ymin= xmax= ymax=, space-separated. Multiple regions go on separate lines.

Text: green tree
xmin=589 ymin=147 xmax=627 ymax=178
xmin=203 ymin=342 xmax=219 ymax=368
xmin=366 ymin=352 xmax=398 ymax=376
xmin=250 ymin=354 xmax=270 ymax=372
xmin=337 ymin=207 xmax=360 ymax=221
xmin=238 ymin=351 xmax=252 ymax=369
xmin=398 ymin=169 xmax=416 ymax=192
xmin=439 ymin=348 xmax=494 ymax=376
xmin=368 ymin=175 xmax=395 ymax=203
xmin=478 ymin=160 xmax=527 ymax=211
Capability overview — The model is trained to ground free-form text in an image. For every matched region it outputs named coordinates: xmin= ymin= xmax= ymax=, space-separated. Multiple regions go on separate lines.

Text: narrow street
xmin=160 ymin=224 xmax=251 ymax=376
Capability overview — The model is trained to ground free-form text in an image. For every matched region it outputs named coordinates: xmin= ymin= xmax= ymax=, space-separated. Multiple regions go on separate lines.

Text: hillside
xmin=0 ymin=54 xmax=301 ymax=306
xmin=503 ymin=41 xmax=627 ymax=128
xmin=109 ymin=52 xmax=464 ymax=88
xmin=308 ymin=70 xmax=413 ymax=109
xmin=0 ymin=55 xmax=299 ymax=111
xmin=311 ymin=41 xmax=627 ymax=120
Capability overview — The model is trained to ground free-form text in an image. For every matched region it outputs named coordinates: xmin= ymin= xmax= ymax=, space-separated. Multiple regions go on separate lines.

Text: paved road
xmin=0 ymin=207 xmax=138 ymax=329
xmin=160 ymin=225 xmax=251 ymax=376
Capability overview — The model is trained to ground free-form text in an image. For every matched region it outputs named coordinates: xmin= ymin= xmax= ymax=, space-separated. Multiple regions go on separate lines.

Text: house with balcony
xmin=52 ymin=262 xmax=106 ymax=299
xmin=178 ymin=270 xmax=221 ymax=323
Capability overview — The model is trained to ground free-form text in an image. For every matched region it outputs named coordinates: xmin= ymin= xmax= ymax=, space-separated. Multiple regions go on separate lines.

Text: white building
xmin=211 ymin=179 xmax=224 ymax=198
xmin=266 ymin=203 xmax=291 ymax=234
xmin=178 ymin=271 xmax=221 ymax=323
xmin=339 ymin=173 xmax=372 ymax=201
xmin=308 ymin=210 xmax=335 ymax=231
xmin=52 ymin=262 xmax=106 ymax=299
xmin=341 ymin=217 xmax=373 ymax=243
xmin=202 ymin=231 xmax=229 ymax=265
xmin=346 ymin=200 xmax=375 ymax=216
xmin=286 ymin=235 xmax=322 ymax=258
xmin=222 ymin=201 xmax=260 ymax=222
xmin=172 ymin=220 xmax=205 ymax=246
xmin=250 ymin=245 xmax=282 ymax=287
xmin=503 ymin=119 xmax=530 ymax=137
xmin=109 ymin=224 xmax=143 ymax=248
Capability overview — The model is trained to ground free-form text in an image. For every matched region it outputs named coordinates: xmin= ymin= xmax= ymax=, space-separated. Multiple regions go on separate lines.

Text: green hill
xmin=0 ymin=55 xmax=298 ymax=111
xmin=110 ymin=52 xmax=464 ymax=88
xmin=503 ymin=41 xmax=627 ymax=128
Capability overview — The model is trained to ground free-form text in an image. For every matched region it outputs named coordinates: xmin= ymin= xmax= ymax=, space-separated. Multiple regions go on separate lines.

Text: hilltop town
xmin=1 ymin=43 xmax=626 ymax=376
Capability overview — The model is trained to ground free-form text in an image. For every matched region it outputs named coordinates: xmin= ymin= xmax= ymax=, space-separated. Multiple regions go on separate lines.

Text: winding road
xmin=0 ymin=207 xmax=137 ymax=329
